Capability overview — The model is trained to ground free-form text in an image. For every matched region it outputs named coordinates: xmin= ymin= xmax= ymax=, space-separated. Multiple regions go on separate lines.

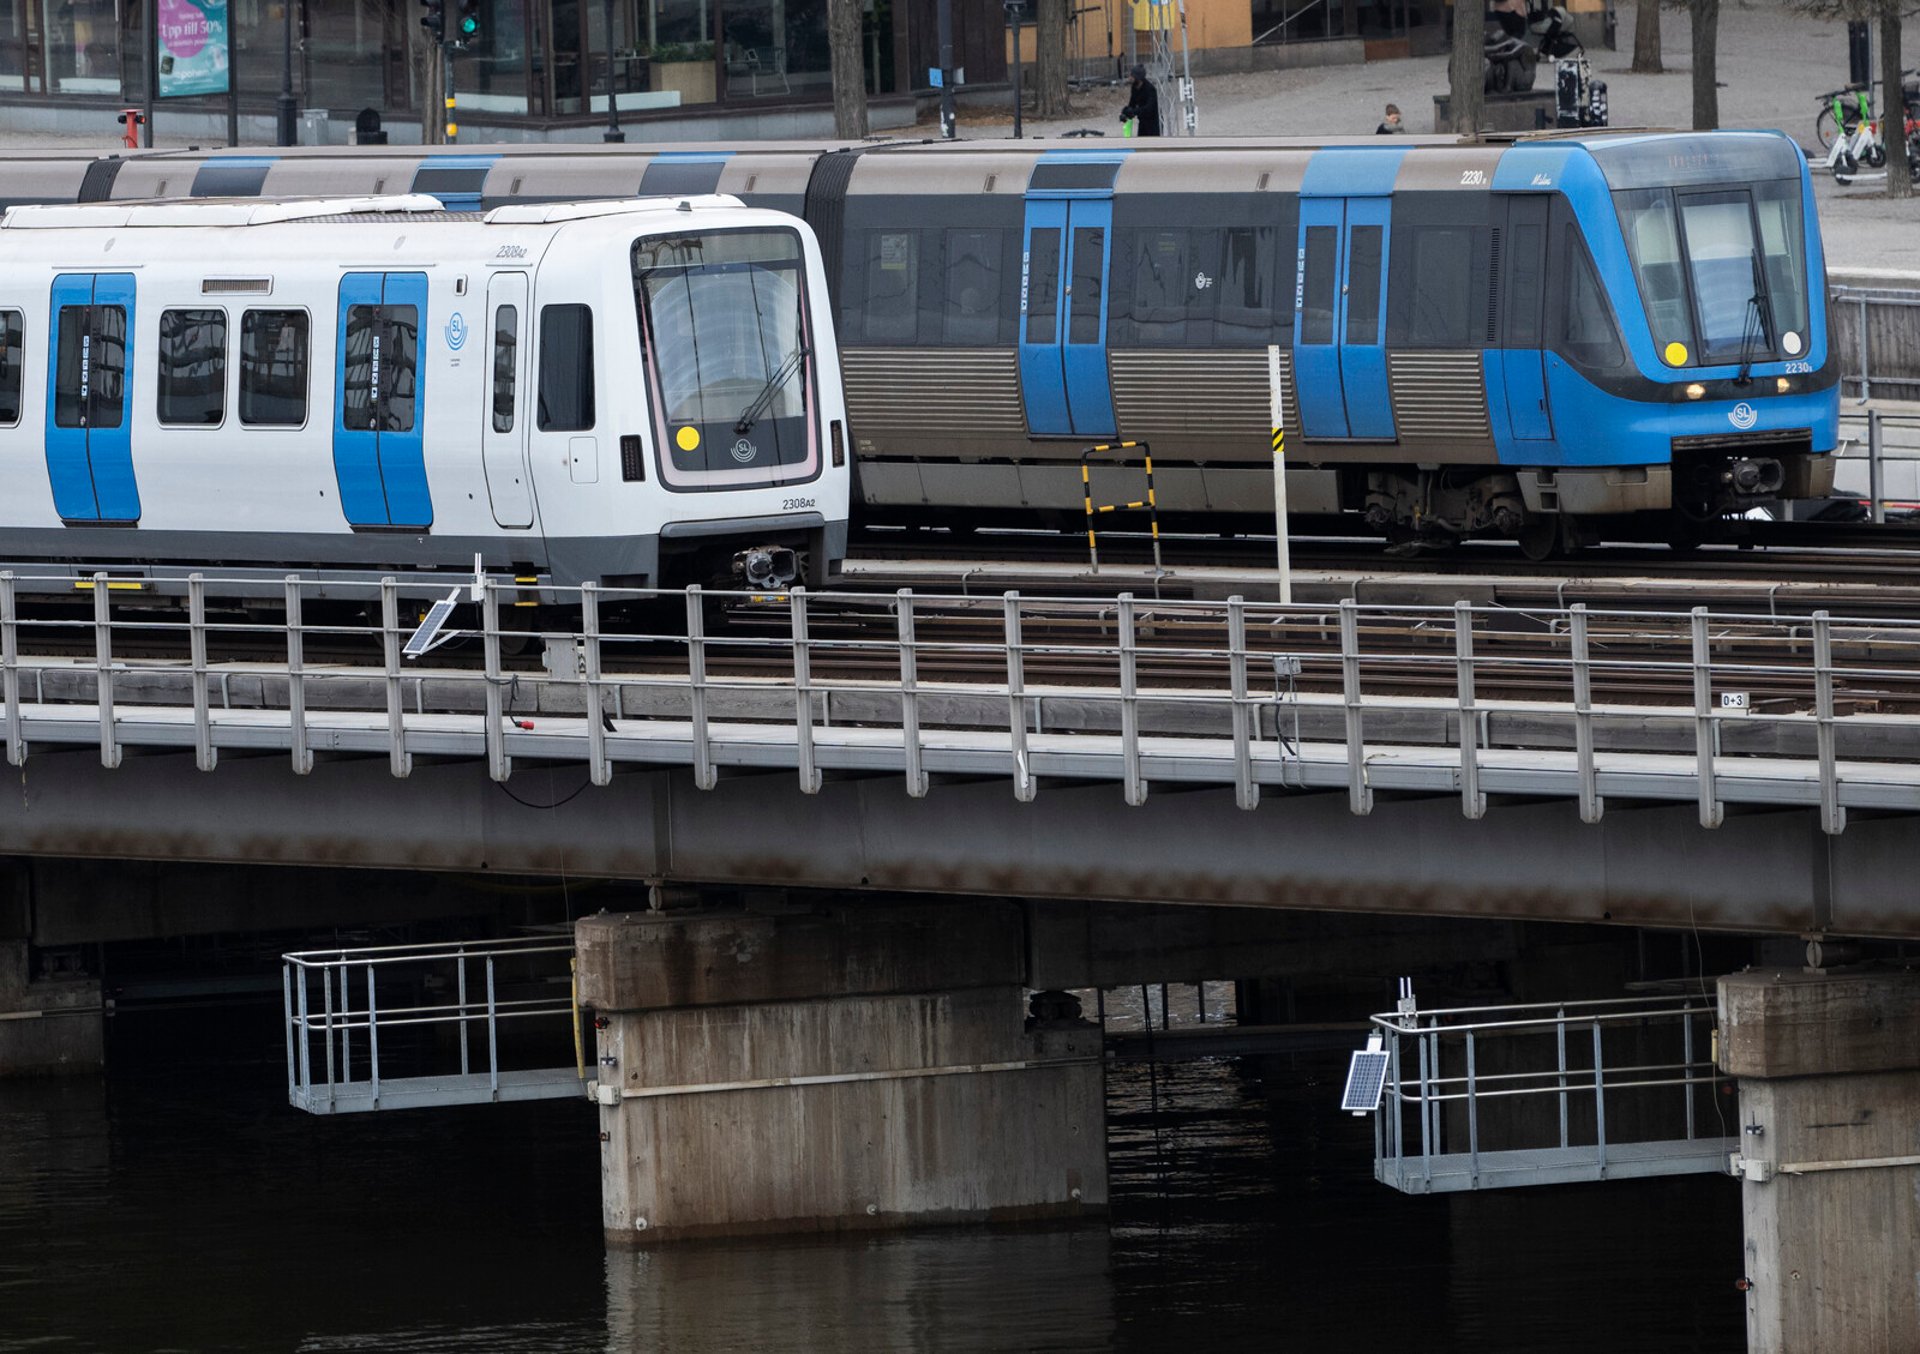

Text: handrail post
xmin=381 ymin=578 xmax=412 ymax=779
xmin=457 ymin=953 xmax=470 ymax=1077
xmin=486 ymin=956 xmax=500 ymax=1099
xmin=321 ymin=961 xmax=336 ymax=1111
xmin=282 ymin=962 xmax=298 ymax=1104
xmin=1339 ymin=599 xmax=1372 ymax=815
xmin=1869 ymin=408 xmax=1887 ymax=524
xmin=1466 ymin=1028 xmax=1480 ymax=1189
xmin=92 ymin=572 xmax=120 ymax=769
xmin=366 ymin=962 xmax=381 ymax=1108
xmin=482 ymin=581 xmax=511 ymax=783
xmin=1592 ymin=1018 xmax=1608 ymax=1179
xmin=582 ymin=582 xmax=610 ymax=787
xmin=295 ymin=963 xmax=312 ymax=1104
xmin=1228 ymin=595 xmax=1257 ymax=811
xmin=284 ymin=577 xmax=312 ymax=775
xmin=1118 ymin=592 xmax=1145 ymax=807
xmin=188 ymin=573 xmax=216 ymax=771
xmin=790 ymin=588 xmax=821 ymax=794
xmin=1453 ymin=601 xmax=1484 ymax=819
xmin=685 ymin=587 xmax=715 ymax=790
xmin=1570 ymin=604 xmax=1602 ymax=823
xmin=1004 ymin=591 xmax=1034 ymax=801
xmin=897 ymin=590 xmax=927 ymax=798
xmin=1556 ymin=1006 xmax=1569 ymax=1148
xmin=1813 ymin=610 xmax=1846 ymax=835
xmin=1 ymin=571 xmax=23 ymax=767
xmin=1689 ymin=607 xmax=1722 ymax=828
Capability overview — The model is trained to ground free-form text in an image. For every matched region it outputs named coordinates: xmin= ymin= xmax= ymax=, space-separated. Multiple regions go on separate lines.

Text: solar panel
xmin=403 ymin=595 xmax=460 ymax=659
xmin=1341 ymin=1049 xmax=1391 ymax=1114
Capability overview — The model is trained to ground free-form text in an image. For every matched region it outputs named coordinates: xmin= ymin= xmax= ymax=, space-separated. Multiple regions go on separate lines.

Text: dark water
xmin=0 ymin=1006 xmax=1745 ymax=1353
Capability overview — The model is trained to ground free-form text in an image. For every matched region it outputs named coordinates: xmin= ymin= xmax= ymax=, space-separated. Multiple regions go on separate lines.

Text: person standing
xmin=1120 ymin=65 xmax=1162 ymax=137
xmin=1376 ymin=103 xmax=1405 ymax=133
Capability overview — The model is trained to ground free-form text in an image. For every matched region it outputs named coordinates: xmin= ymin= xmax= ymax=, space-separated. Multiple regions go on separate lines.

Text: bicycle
xmin=1816 ymin=70 xmax=1920 ymax=150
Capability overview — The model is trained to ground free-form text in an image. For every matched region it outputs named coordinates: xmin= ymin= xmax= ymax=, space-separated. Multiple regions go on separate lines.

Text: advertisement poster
xmin=157 ymin=0 xmax=230 ymax=98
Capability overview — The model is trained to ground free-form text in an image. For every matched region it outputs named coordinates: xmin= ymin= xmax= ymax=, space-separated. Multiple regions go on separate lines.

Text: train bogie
xmin=0 ymin=193 xmax=850 ymax=598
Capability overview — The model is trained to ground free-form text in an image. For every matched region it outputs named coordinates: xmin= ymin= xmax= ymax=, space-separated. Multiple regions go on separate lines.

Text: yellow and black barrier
xmin=1079 ymin=440 xmax=1163 ymax=577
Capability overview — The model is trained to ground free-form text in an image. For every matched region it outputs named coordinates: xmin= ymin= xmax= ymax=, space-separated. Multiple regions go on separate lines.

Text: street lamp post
xmin=276 ymin=0 xmax=298 ymax=145
xmin=603 ymin=0 xmax=625 ymax=142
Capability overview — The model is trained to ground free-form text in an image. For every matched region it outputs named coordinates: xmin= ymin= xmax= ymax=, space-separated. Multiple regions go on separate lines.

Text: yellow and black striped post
xmin=1079 ymin=440 xmax=1162 ymax=581
xmin=1268 ymin=343 xmax=1292 ymax=605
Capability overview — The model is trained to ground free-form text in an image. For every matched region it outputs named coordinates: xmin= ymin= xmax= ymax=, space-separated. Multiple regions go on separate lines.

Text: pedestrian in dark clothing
xmin=1376 ymin=103 xmax=1404 ymax=134
xmin=1120 ymin=64 xmax=1162 ymax=137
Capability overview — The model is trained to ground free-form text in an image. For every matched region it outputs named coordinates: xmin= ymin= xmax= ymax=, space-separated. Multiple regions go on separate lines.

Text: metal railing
xmin=1369 ymin=993 xmax=1733 ymax=1193
xmin=283 ymin=934 xmax=584 ymax=1114
xmin=5 ymin=571 xmax=1920 ymax=834
xmin=1831 ymin=284 xmax=1920 ymax=403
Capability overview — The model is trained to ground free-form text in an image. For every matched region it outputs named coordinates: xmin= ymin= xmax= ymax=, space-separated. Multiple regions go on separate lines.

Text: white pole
xmin=1268 ymin=343 xmax=1292 ymax=605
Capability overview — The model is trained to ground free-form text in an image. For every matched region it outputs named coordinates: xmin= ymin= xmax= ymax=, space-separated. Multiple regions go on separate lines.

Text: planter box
xmin=651 ymin=60 xmax=715 ymax=105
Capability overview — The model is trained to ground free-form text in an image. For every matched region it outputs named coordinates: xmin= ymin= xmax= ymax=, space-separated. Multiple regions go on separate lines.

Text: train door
xmin=1500 ymin=196 xmax=1554 ymax=443
xmin=46 ymin=273 xmax=138 ymax=523
xmin=1293 ymin=198 xmax=1395 ymax=441
xmin=481 ymin=272 xmax=535 ymax=529
xmin=333 ymin=272 xmax=432 ymax=528
xmin=1020 ymin=178 xmax=1118 ymax=438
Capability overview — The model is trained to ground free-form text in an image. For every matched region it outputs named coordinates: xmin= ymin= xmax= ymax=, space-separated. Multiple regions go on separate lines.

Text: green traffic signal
xmin=460 ymin=15 xmax=476 ymax=32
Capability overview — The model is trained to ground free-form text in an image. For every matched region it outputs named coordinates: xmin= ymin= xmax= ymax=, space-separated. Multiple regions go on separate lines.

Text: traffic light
xmin=420 ymin=0 xmax=444 ymax=42
xmin=456 ymin=0 xmax=480 ymax=43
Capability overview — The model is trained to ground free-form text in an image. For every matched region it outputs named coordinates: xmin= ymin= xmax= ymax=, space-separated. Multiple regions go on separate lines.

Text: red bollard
xmin=115 ymin=108 xmax=146 ymax=150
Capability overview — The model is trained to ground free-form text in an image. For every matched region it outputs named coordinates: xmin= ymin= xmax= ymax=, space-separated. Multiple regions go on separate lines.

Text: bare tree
xmin=1449 ymin=0 xmax=1484 ymax=134
xmin=414 ymin=29 xmax=444 ymax=145
xmin=1689 ymin=0 xmax=1719 ymax=129
xmin=828 ymin=0 xmax=869 ymax=137
xmin=1879 ymin=4 xmax=1910 ymax=197
xmin=1631 ymin=0 xmax=1662 ymax=72
xmin=1034 ymin=0 xmax=1069 ymax=118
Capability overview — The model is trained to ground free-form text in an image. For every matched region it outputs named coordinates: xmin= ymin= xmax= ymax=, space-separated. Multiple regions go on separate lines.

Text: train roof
xmin=0 ymin=192 xmax=754 ymax=231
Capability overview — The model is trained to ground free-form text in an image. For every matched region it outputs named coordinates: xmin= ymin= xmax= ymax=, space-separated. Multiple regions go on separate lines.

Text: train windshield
xmin=634 ymin=228 xmax=815 ymax=489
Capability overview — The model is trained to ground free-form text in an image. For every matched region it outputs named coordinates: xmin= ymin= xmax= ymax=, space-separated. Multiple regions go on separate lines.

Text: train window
xmin=1562 ymin=233 xmax=1625 ymax=370
xmin=156 ymin=309 xmax=227 ymax=427
xmin=1676 ymin=195 xmax=1763 ymax=361
xmin=942 ymin=228 xmax=1003 ymax=345
xmin=1614 ymin=188 xmax=1693 ymax=359
xmin=239 ymin=310 xmax=309 ymax=426
xmin=342 ymin=304 xmax=419 ymax=433
xmin=492 ymin=305 xmax=518 ymax=433
xmin=1069 ymin=225 xmax=1106 ymax=344
xmin=1299 ymin=226 xmax=1337 ymax=345
xmin=0 ymin=310 xmax=21 ymax=424
xmin=1025 ymin=227 xmax=1062 ymax=346
xmin=864 ymin=231 xmax=918 ymax=344
xmin=1345 ymin=225 xmax=1383 ymax=345
xmin=54 ymin=305 xmax=127 ymax=430
xmin=1753 ymin=180 xmax=1808 ymax=355
xmin=538 ymin=304 xmax=595 ymax=431
xmin=1405 ymin=228 xmax=1474 ymax=346
xmin=1216 ymin=227 xmax=1276 ymax=346
xmin=1125 ymin=229 xmax=1191 ymax=345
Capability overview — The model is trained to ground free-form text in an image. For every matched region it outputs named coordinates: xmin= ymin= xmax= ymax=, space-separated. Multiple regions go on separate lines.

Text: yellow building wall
xmin=1008 ymin=0 xmax=1251 ymax=65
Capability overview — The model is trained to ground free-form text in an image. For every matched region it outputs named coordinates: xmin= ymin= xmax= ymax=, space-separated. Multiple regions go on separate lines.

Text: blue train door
xmin=334 ymin=272 xmax=432 ymax=528
xmin=1501 ymin=195 xmax=1554 ymax=442
xmin=1020 ymin=184 xmax=1117 ymax=437
xmin=1293 ymin=198 xmax=1395 ymax=441
xmin=46 ymin=273 xmax=139 ymax=522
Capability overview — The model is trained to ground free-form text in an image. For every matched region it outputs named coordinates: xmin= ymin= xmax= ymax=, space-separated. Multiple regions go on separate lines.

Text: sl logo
xmin=444 ymin=313 xmax=468 ymax=351
xmin=1728 ymin=402 xmax=1758 ymax=430
xmin=731 ymin=438 xmax=757 ymax=463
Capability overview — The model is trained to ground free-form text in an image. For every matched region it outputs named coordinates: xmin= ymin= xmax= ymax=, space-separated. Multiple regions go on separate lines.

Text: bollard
xmin=115 ymin=108 xmax=146 ymax=150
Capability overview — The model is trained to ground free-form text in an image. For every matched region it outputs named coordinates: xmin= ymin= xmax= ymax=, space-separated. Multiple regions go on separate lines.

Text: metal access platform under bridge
xmin=1349 ymin=989 xmax=1735 ymax=1193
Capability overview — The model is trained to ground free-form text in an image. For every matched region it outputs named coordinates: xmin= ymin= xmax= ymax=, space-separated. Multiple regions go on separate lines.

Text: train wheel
xmin=1517 ymin=516 xmax=1560 ymax=562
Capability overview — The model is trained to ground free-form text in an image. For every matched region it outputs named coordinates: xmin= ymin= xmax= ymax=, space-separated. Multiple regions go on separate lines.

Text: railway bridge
xmin=3 ymin=570 xmax=1918 ymax=1351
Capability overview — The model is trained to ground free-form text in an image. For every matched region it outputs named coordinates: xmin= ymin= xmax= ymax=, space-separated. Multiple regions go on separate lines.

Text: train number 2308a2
xmin=782 ymin=497 xmax=816 ymax=511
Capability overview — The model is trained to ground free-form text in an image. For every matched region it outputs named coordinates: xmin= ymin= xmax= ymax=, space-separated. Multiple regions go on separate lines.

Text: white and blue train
xmin=0 ymin=192 xmax=849 ymax=596
xmin=0 ymin=130 xmax=1838 ymax=555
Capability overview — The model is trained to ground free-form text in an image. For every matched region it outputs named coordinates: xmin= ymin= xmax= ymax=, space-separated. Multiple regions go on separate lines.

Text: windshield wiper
xmin=734 ymin=345 xmax=809 ymax=434
xmin=1734 ymin=249 xmax=1774 ymax=388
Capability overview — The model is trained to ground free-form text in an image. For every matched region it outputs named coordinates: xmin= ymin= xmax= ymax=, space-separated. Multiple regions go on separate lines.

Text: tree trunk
xmin=1034 ymin=0 xmax=1068 ymax=118
xmin=1631 ymin=0 xmax=1661 ymax=73
xmin=1449 ymin=0 xmax=1483 ymax=135
xmin=828 ymin=0 xmax=869 ymax=137
xmin=1883 ymin=7 xmax=1911 ymax=198
xmin=1689 ymin=0 xmax=1718 ymax=131
xmin=411 ymin=22 xmax=442 ymax=145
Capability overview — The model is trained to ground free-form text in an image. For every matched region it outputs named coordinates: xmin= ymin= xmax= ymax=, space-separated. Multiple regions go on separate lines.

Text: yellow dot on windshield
xmin=1664 ymin=341 xmax=1690 ymax=367
xmin=675 ymin=426 xmax=700 ymax=452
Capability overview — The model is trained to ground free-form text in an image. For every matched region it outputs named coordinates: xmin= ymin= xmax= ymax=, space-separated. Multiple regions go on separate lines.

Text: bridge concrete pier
xmin=1721 ymin=968 xmax=1920 ymax=1353
xmin=576 ymin=900 xmax=1106 ymax=1246
xmin=0 ymin=941 xmax=102 ymax=1078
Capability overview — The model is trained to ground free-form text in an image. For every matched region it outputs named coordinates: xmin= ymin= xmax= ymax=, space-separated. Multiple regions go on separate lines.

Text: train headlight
xmin=1664 ymin=341 xmax=1690 ymax=367
xmin=1776 ymin=377 xmax=1792 ymax=394
xmin=1685 ymin=383 xmax=1706 ymax=400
